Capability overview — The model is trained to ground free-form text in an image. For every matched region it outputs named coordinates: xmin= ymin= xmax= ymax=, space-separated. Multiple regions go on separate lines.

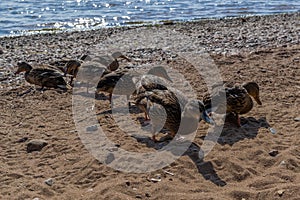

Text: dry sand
xmin=0 ymin=13 xmax=299 ymax=199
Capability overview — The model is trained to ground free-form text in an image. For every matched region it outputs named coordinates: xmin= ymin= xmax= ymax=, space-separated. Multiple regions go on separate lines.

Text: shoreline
xmin=0 ymin=11 xmax=299 ymax=89
xmin=0 ymin=11 xmax=298 ymax=39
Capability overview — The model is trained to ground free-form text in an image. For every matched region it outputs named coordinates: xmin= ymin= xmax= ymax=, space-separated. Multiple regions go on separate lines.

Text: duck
xmin=134 ymin=88 xmax=214 ymax=141
xmin=203 ymin=81 xmax=262 ymax=126
xmin=96 ymin=66 xmax=172 ymax=104
xmin=95 ymin=51 xmax=131 ymax=71
xmin=75 ymin=61 xmax=110 ymax=93
xmin=62 ymin=52 xmax=130 ymax=86
xmin=15 ymin=61 xmax=68 ymax=91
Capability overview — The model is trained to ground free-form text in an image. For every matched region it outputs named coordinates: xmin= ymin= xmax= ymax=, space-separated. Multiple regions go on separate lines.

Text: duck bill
xmin=201 ymin=111 xmax=215 ymax=125
xmin=120 ymin=55 xmax=131 ymax=62
xmin=254 ymin=96 xmax=262 ymax=105
xmin=165 ymin=74 xmax=173 ymax=83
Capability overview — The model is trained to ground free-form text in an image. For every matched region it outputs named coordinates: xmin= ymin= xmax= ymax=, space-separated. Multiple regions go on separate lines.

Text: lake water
xmin=0 ymin=0 xmax=299 ymax=36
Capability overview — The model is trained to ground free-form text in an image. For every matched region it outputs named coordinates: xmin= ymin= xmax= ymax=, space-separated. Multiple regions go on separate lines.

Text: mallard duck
xmin=75 ymin=61 xmax=111 ymax=93
xmin=96 ymin=66 xmax=172 ymax=104
xmin=61 ymin=52 xmax=129 ymax=86
xmin=15 ymin=62 xmax=68 ymax=91
xmin=133 ymin=66 xmax=172 ymax=94
xmin=135 ymin=88 xmax=213 ymax=141
xmin=203 ymin=81 xmax=262 ymax=126
xmin=64 ymin=60 xmax=81 ymax=85
xmin=93 ymin=51 xmax=131 ymax=71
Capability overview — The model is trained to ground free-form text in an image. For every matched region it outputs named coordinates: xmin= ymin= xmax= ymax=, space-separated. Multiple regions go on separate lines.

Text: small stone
xmin=279 ymin=160 xmax=286 ymax=166
xmin=269 ymin=150 xmax=279 ymax=157
xmin=269 ymin=127 xmax=277 ymax=134
xmin=0 ymin=48 xmax=3 ymax=54
xmin=277 ymin=189 xmax=285 ymax=196
xmin=145 ymin=193 xmax=151 ymax=197
xmin=32 ymin=198 xmax=40 ymax=200
xmin=135 ymin=194 xmax=142 ymax=199
xmin=27 ymin=139 xmax=48 ymax=153
xmin=294 ymin=117 xmax=300 ymax=122
xmin=45 ymin=178 xmax=54 ymax=186
xmin=260 ymin=68 xmax=267 ymax=73
xmin=163 ymin=170 xmax=174 ymax=176
xmin=147 ymin=174 xmax=161 ymax=182
xmin=86 ymin=125 xmax=98 ymax=132
xmin=17 ymin=137 xmax=28 ymax=143
xmin=125 ymin=180 xmax=130 ymax=186
xmin=105 ymin=153 xmax=115 ymax=164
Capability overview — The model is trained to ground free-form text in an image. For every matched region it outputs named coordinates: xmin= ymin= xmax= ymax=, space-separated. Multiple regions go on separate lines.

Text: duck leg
xmin=152 ymin=135 xmax=158 ymax=142
xmin=127 ymin=94 xmax=131 ymax=107
xmin=109 ymin=93 xmax=112 ymax=102
xmin=235 ymin=113 xmax=241 ymax=127
xmin=142 ymin=112 xmax=151 ymax=125
xmin=69 ymin=76 xmax=74 ymax=86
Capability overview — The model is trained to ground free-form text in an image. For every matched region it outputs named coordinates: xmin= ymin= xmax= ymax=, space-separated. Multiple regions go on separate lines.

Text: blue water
xmin=0 ymin=0 xmax=299 ymax=36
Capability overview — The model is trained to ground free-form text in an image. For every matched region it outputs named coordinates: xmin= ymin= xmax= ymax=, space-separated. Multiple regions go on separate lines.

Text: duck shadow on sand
xmin=202 ymin=116 xmax=270 ymax=146
xmin=132 ymin=135 xmax=227 ymax=187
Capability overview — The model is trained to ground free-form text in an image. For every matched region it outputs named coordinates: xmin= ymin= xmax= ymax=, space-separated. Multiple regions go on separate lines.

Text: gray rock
xmin=27 ymin=139 xmax=48 ymax=153
xmin=105 ymin=153 xmax=115 ymax=164
xmin=86 ymin=124 xmax=98 ymax=132
xmin=294 ymin=117 xmax=300 ymax=122
xmin=45 ymin=178 xmax=54 ymax=186
xmin=269 ymin=150 xmax=279 ymax=157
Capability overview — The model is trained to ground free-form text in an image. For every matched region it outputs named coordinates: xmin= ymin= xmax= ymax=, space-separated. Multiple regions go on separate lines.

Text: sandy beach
xmin=0 ymin=13 xmax=299 ymax=200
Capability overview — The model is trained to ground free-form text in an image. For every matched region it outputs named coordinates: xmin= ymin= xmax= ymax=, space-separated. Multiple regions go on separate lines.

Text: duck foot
xmin=152 ymin=135 xmax=158 ymax=142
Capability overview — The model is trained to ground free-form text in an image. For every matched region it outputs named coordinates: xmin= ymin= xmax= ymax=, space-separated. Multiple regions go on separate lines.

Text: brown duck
xmin=135 ymin=88 xmax=213 ymax=141
xmin=15 ymin=62 xmax=68 ymax=91
xmin=203 ymin=81 xmax=262 ymax=126
xmin=96 ymin=66 xmax=172 ymax=104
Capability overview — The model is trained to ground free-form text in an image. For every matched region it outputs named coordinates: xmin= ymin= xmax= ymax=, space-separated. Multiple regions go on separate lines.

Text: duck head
xmin=111 ymin=51 xmax=131 ymax=62
xmin=147 ymin=66 xmax=173 ymax=82
xmin=242 ymin=82 xmax=262 ymax=105
xmin=15 ymin=62 xmax=32 ymax=74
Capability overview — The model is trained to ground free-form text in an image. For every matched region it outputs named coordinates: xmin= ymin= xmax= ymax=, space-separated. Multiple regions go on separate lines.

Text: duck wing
xmin=27 ymin=68 xmax=66 ymax=89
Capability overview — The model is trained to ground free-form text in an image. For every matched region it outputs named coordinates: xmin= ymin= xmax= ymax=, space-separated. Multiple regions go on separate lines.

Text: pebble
xmin=269 ymin=127 xmax=277 ymax=134
xmin=17 ymin=137 xmax=28 ymax=143
xmin=277 ymin=189 xmax=285 ymax=196
xmin=294 ymin=117 xmax=300 ymax=122
xmin=105 ymin=153 xmax=115 ymax=164
xmin=86 ymin=124 xmax=98 ymax=132
xmin=147 ymin=174 xmax=161 ymax=183
xmin=269 ymin=150 xmax=279 ymax=157
xmin=45 ymin=178 xmax=54 ymax=186
xmin=145 ymin=193 xmax=151 ymax=197
xmin=125 ymin=180 xmax=130 ymax=186
xmin=27 ymin=139 xmax=48 ymax=153
xmin=135 ymin=194 xmax=142 ymax=199
xmin=279 ymin=160 xmax=286 ymax=166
